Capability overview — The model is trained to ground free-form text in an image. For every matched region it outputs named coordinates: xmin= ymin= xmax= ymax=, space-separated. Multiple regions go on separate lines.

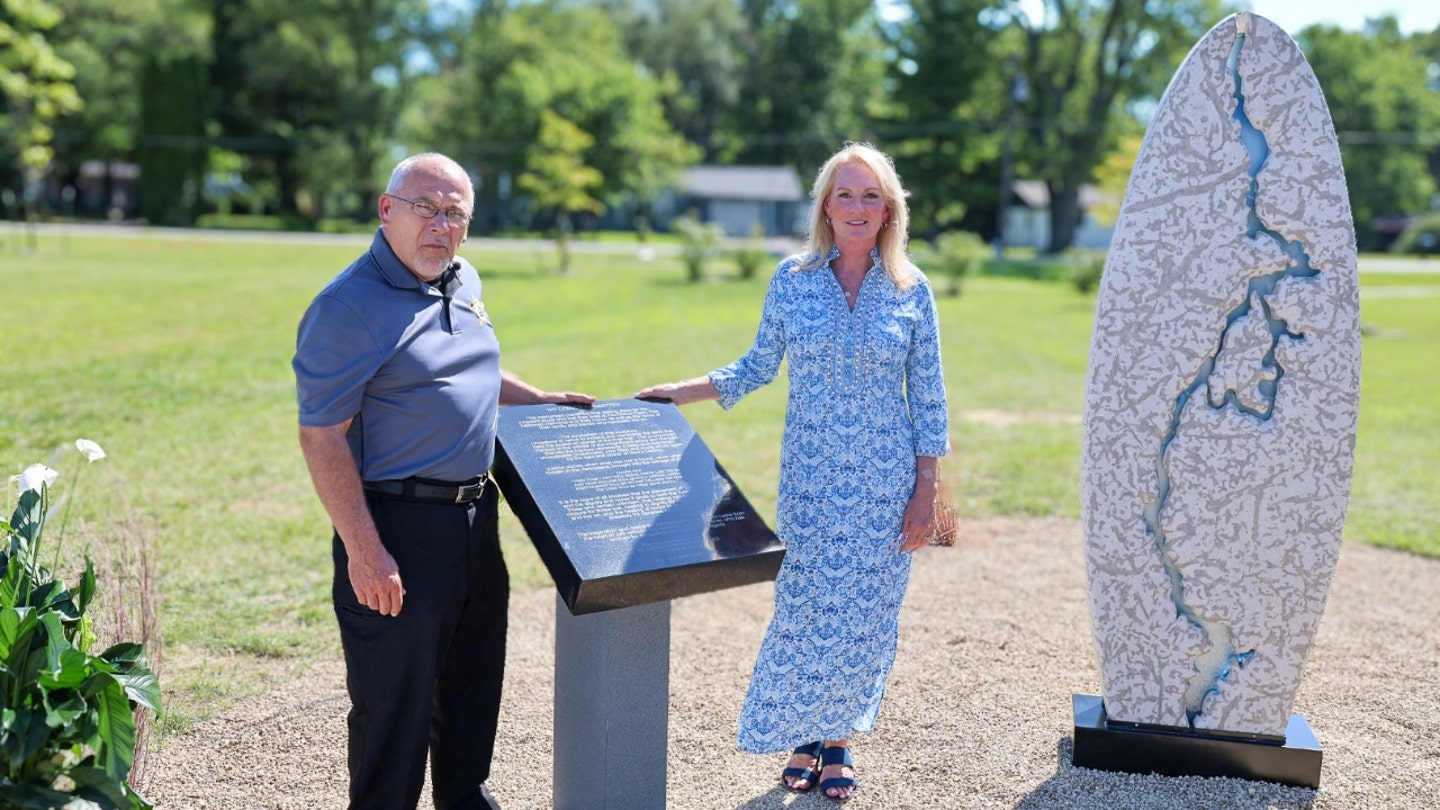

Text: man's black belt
xmin=363 ymin=474 xmax=489 ymax=504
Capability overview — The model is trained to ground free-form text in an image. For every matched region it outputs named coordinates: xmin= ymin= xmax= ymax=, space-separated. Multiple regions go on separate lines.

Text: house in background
xmin=669 ymin=165 xmax=808 ymax=237
xmin=1005 ymin=179 xmax=1116 ymax=250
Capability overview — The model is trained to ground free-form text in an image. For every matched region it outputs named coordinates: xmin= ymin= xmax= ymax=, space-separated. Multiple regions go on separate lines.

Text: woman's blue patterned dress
xmin=709 ymin=248 xmax=950 ymax=753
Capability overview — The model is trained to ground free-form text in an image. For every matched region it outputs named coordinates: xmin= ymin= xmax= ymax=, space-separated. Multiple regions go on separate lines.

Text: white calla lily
xmin=75 ymin=438 xmax=107 ymax=462
xmin=16 ymin=463 xmax=59 ymax=495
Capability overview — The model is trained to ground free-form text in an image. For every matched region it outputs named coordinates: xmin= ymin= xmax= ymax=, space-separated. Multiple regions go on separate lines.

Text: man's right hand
xmin=299 ymin=422 xmax=406 ymax=616
xmin=349 ymin=544 xmax=405 ymax=616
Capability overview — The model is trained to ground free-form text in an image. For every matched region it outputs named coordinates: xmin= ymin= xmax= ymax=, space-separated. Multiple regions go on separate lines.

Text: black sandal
xmin=780 ymin=741 xmax=823 ymax=792
xmin=819 ymin=744 xmax=859 ymax=803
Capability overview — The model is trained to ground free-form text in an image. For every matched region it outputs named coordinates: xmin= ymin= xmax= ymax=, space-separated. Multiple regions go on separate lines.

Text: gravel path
xmin=144 ymin=518 xmax=1440 ymax=809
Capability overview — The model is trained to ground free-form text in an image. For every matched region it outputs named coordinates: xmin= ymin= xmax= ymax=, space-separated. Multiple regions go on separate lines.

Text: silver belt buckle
xmin=455 ymin=474 xmax=486 ymax=503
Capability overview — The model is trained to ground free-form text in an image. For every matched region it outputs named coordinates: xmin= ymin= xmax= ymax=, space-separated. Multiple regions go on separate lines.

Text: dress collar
xmin=823 ymin=244 xmax=882 ymax=272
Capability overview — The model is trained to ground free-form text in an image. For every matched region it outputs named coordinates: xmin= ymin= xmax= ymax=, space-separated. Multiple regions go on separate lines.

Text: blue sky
xmin=1240 ymin=0 xmax=1440 ymax=34
xmin=989 ymin=2 xmax=1440 ymax=35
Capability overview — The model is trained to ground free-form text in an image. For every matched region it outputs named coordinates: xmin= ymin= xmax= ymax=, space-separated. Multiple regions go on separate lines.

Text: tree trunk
xmin=1046 ymin=180 xmax=1081 ymax=254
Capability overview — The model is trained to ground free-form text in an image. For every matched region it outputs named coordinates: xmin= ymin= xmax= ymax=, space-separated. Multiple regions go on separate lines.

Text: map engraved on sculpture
xmin=1082 ymin=13 xmax=1360 ymax=738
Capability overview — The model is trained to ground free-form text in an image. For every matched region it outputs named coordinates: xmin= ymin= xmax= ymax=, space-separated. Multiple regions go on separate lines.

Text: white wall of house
xmin=1004 ymin=208 xmax=1114 ymax=250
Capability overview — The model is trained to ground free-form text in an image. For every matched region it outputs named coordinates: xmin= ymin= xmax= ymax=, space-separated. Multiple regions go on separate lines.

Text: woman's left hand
xmin=899 ymin=457 xmax=942 ymax=553
xmin=899 ymin=490 xmax=935 ymax=553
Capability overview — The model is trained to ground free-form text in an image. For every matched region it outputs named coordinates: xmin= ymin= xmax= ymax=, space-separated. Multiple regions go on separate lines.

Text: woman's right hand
xmin=635 ymin=376 xmax=720 ymax=406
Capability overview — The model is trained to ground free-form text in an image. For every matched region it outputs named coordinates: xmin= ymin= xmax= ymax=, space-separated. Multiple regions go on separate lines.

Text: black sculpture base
xmin=1071 ymin=694 xmax=1321 ymax=789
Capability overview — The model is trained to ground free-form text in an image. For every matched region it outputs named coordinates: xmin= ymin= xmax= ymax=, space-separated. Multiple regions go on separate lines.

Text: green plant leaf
xmin=100 ymin=644 xmax=160 ymax=714
xmin=0 ymin=517 xmax=12 ymax=570
xmin=0 ymin=706 xmax=17 ymax=771
xmin=0 ymin=781 xmax=77 ymax=809
xmin=0 ymin=605 xmax=37 ymax=658
xmin=38 ymin=611 xmax=70 ymax=673
xmin=1 ymin=607 xmax=47 ymax=697
xmin=10 ymin=489 xmax=44 ymax=548
xmin=70 ymin=763 xmax=147 ymax=808
xmin=42 ymin=688 xmax=87 ymax=730
xmin=82 ymin=673 xmax=136 ymax=784
xmin=76 ymin=558 xmax=97 ymax=616
xmin=0 ymin=706 xmax=54 ymax=775
xmin=29 ymin=579 xmax=79 ymax=624
xmin=40 ymin=648 xmax=95 ymax=691
xmin=0 ymin=557 xmax=28 ymax=607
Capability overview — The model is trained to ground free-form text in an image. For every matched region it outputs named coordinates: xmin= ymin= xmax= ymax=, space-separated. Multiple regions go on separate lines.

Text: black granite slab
xmin=1071 ymin=694 xmax=1322 ymax=789
xmin=493 ymin=399 xmax=785 ymax=615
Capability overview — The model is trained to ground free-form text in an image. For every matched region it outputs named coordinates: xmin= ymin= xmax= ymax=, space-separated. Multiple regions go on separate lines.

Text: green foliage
xmin=604 ymin=0 xmax=745 ymax=163
xmin=671 ymin=213 xmax=724 ymax=282
xmin=723 ymin=0 xmax=882 ymax=171
xmin=518 ymin=109 xmax=605 ymax=273
xmin=138 ymin=54 xmax=208 ymax=227
xmin=1301 ymin=20 xmax=1440 ymax=250
xmin=46 ymin=0 xmax=209 ymax=193
xmin=931 ymin=229 xmax=988 ymax=296
xmin=209 ymin=0 xmax=426 ymax=220
xmin=882 ymin=0 xmax=999 ymax=239
xmin=429 ymin=2 xmax=697 ymax=231
xmin=1 ymin=452 xmax=159 ymax=809
xmin=1011 ymin=1 xmax=1224 ymax=252
xmin=1063 ymin=248 xmax=1106 ymax=294
xmin=0 ymin=0 xmax=82 ymax=178
xmin=1389 ymin=212 xmax=1440 ymax=255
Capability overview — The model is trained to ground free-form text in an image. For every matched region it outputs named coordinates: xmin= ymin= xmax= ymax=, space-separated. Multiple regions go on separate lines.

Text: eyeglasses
xmin=387 ymin=193 xmax=471 ymax=227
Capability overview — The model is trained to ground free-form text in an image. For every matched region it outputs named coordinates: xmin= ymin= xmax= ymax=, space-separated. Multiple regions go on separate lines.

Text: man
xmin=294 ymin=152 xmax=593 ymax=810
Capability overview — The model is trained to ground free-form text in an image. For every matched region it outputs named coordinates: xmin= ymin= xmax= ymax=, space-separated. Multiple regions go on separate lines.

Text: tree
xmin=1301 ymin=18 xmax=1440 ymax=250
xmin=727 ymin=0 xmax=888 ymax=173
xmin=1087 ymin=130 xmax=1142 ymax=228
xmin=138 ymin=53 xmax=209 ymax=226
xmin=421 ymin=1 xmax=697 ymax=233
xmin=601 ymin=0 xmax=746 ymax=162
xmin=208 ymin=0 xmax=424 ymax=221
xmin=46 ymin=0 xmax=209 ymax=217
xmin=1004 ymin=0 xmax=1223 ymax=253
xmin=881 ymin=0 xmax=1000 ymax=239
xmin=0 ymin=0 xmax=82 ymax=200
xmin=1417 ymin=23 xmax=1440 ymax=195
xmin=518 ymin=109 xmax=604 ymax=273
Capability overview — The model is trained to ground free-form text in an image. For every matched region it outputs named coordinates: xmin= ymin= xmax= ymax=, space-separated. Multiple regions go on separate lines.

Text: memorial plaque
xmin=494 ymin=399 xmax=784 ymax=615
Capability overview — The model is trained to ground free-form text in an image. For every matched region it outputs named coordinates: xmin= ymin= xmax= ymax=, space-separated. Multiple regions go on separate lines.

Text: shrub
xmin=732 ymin=224 xmax=769 ymax=281
xmin=672 ymin=213 xmax=724 ymax=283
xmin=931 ymin=230 xmax=989 ymax=296
xmin=1 ymin=441 xmax=160 ymax=809
xmin=1064 ymin=248 xmax=1107 ymax=294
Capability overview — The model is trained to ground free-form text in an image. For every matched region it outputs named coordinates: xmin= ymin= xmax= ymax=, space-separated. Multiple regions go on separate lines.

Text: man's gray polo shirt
xmin=294 ymin=229 xmax=501 ymax=482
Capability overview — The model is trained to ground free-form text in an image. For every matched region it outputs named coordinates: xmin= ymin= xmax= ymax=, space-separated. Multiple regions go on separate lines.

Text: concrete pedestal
xmin=553 ymin=597 xmax=671 ymax=809
xmin=1071 ymin=694 xmax=1322 ymax=789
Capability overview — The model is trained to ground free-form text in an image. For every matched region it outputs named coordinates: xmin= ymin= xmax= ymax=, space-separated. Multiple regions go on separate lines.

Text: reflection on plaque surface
xmin=494 ymin=399 xmax=784 ymax=614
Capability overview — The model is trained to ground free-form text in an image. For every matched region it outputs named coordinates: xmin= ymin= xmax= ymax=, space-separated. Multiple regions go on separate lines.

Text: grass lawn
xmin=1 ymin=230 xmax=1435 ymax=734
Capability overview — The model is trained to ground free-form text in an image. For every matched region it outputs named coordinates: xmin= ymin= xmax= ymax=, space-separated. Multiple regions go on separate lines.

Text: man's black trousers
xmin=333 ymin=481 xmax=508 ymax=810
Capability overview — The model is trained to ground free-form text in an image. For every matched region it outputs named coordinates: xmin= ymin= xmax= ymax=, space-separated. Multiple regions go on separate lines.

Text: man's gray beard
xmin=414 ymin=255 xmax=452 ymax=281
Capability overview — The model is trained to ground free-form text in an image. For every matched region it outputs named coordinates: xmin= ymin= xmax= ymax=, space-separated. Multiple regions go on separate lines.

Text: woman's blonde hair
xmin=797 ymin=142 xmax=917 ymax=289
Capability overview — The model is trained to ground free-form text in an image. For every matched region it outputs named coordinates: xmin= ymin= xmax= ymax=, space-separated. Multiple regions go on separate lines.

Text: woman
xmin=637 ymin=142 xmax=949 ymax=802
